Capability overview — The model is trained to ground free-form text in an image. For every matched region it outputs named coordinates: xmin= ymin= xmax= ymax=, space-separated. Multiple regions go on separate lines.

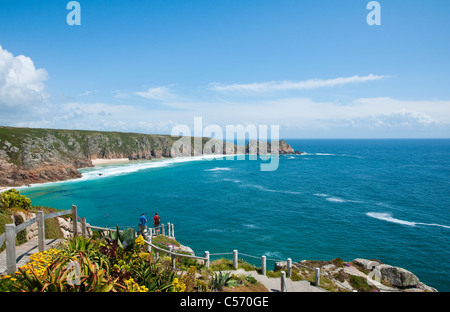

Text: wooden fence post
xmin=5 ymin=224 xmax=16 ymax=275
xmin=37 ymin=211 xmax=45 ymax=253
xmin=171 ymin=253 xmax=176 ymax=269
xmin=72 ymin=205 xmax=78 ymax=236
xmin=167 ymin=222 xmax=171 ymax=237
xmin=261 ymin=256 xmax=267 ymax=276
xmin=233 ymin=250 xmax=238 ymax=270
xmin=281 ymin=271 xmax=287 ymax=292
xmin=204 ymin=251 xmax=210 ymax=268
xmin=81 ymin=217 xmax=86 ymax=236
xmin=161 ymin=224 xmax=165 ymax=236
xmin=171 ymin=223 xmax=174 ymax=239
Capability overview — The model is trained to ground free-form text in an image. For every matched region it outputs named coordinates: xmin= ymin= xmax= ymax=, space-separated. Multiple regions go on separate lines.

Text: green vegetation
xmin=0 ymin=232 xmax=268 ymax=292
xmin=349 ymin=275 xmax=378 ymax=292
xmin=0 ymin=191 xmax=66 ymax=252
xmin=0 ymin=125 xmax=228 ymax=168
xmin=0 ymin=189 xmax=31 ymax=212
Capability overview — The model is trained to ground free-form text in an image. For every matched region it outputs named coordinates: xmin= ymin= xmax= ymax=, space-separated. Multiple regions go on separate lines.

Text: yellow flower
xmin=138 ymin=252 xmax=150 ymax=261
xmin=171 ymin=278 xmax=186 ymax=292
xmin=135 ymin=235 xmax=146 ymax=247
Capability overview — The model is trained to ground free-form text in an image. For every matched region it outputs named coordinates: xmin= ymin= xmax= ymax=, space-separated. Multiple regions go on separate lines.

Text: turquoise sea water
xmin=20 ymin=139 xmax=450 ymax=291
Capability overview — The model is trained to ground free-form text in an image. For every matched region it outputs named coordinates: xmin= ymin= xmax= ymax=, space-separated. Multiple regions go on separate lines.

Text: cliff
xmin=0 ymin=126 xmax=301 ymax=187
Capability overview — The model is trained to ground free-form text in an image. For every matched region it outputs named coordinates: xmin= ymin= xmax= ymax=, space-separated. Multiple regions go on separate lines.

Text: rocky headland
xmin=275 ymin=258 xmax=437 ymax=292
xmin=0 ymin=126 xmax=302 ymax=188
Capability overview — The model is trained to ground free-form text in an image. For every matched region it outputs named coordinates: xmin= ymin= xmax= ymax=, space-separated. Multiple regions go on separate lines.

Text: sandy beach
xmin=91 ymin=158 xmax=130 ymax=166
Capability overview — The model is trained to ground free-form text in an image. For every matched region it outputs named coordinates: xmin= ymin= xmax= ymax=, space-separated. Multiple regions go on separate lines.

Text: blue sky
xmin=0 ymin=0 xmax=449 ymax=138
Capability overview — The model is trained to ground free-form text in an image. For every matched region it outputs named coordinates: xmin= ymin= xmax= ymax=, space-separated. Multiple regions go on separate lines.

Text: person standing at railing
xmin=139 ymin=213 xmax=147 ymax=237
xmin=154 ymin=212 xmax=161 ymax=235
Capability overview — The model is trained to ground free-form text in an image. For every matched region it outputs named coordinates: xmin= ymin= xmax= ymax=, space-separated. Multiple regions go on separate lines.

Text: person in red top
xmin=153 ymin=212 xmax=161 ymax=235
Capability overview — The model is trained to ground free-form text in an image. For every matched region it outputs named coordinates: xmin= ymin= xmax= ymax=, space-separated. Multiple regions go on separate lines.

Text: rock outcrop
xmin=245 ymin=139 xmax=303 ymax=155
xmin=275 ymin=258 xmax=437 ymax=292
xmin=0 ymin=126 xmax=301 ymax=187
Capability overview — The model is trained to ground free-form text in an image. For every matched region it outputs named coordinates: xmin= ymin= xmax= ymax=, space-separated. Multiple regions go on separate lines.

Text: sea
xmin=19 ymin=139 xmax=450 ymax=291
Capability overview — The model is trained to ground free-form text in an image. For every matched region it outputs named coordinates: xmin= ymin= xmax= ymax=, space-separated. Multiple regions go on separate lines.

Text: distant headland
xmin=0 ymin=126 xmax=302 ymax=188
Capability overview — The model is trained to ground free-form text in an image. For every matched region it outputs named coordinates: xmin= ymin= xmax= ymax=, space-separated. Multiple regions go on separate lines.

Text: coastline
xmin=1 ymin=154 xmax=242 ymax=191
xmin=91 ymin=158 xmax=130 ymax=166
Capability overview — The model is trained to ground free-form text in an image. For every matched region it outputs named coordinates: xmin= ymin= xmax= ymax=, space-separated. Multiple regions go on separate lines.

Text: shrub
xmin=349 ymin=275 xmax=379 ymax=292
xmin=0 ymin=189 xmax=31 ymax=211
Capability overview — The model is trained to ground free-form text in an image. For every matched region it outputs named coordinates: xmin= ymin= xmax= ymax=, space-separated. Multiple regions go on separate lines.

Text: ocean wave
xmin=243 ymin=224 xmax=258 ymax=229
xmin=80 ymin=155 xmax=226 ymax=179
xmin=205 ymin=167 xmax=232 ymax=172
xmin=326 ymin=197 xmax=346 ymax=203
xmin=313 ymin=153 xmax=337 ymax=156
xmin=314 ymin=193 xmax=362 ymax=203
xmin=263 ymin=251 xmax=283 ymax=260
xmin=223 ymin=179 xmax=301 ymax=195
xmin=314 ymin=193 xmax=330 ymax=197
xmin=366 ymin=212 xmax=450 ymax=229
xmin=16 ymin=155 xmax=231 ymax=190
xmin=306 ymin=152 xmax=361 ymax=158
xmin=222 ymin=178 xmax=242 ymax=183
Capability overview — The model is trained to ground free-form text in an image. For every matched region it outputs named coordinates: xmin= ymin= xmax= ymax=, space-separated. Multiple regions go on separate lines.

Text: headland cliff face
xmin=0 ymin=126 xmax=301 ymax=187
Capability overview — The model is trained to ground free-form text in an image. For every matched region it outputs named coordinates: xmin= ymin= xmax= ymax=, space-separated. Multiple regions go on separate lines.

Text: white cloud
xmin=209 ymin=74 xmax=387 ymax=93
xmin=135 ymin=86 xmax=178 ymax=101
xmin=78 ymin=90 xmax=98 ymax=97
xmin=5 ymin=95 xmax=449 ymax=138
xmin=0 ymin=45 xmax=49 ymax=108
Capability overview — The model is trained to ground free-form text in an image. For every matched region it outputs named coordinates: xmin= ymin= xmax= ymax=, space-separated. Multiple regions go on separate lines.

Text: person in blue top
xmin=139 ymin=213 xmax=147 ymax=236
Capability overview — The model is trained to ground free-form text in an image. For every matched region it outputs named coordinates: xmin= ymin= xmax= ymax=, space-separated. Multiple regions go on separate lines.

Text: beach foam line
xmin=91 ymin=158 xmax=129 ymax=166
xmin=81 ymin=154 xmax=233 ymax=179
xmin=16 ymin=155 xmax=237 ymax=190
xmin=366 ymin=212 xmax=450 ymax=229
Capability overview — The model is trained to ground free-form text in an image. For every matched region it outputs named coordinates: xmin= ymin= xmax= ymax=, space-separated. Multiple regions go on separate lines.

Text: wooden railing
xmin=0 ymin=205 xmax=78 ymax=275
xmin=1 ymin=205 xmax=337 ymax=292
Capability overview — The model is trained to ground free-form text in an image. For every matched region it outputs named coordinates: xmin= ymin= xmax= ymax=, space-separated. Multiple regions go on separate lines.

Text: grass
xmin=152 ymin=235 xmax=181 ymax=248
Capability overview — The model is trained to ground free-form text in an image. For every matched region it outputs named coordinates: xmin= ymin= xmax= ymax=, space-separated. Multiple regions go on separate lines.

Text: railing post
xmin=261 ymin=256 xmax=267 ymax=276
xmin=204 ymin=251 xmax=210 ymax=268
xmin=315 ymin=268 xmax=321 ymax=286
xmin=5 ymin=224 xmax=16 ymax=275
xmin=72 ymin=205 xmax=78 ymax=236
xmin=287 ymin=258 xmax=292 ymax=278
xmin=233 ymin=250 xmax=238 ymax=270
xmin=81 ymin=217 xmax=87 ymax=236
xmin=161 ymin=223 xmax=165 ymax=236
xmin=171 ymin=223 xmax=175 ymax=239
xmin=147 ymin=234 xmax=151 ymax=253
xmin=37 ymin=211 xmax=45 ymax=253
xmin=167 ymin=222 xmax=171 ymax=237
xmin=281 ymin=271 xmax=287 ymax=292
